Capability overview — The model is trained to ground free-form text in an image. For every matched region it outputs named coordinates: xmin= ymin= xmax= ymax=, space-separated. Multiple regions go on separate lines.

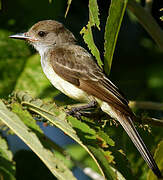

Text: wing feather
xmin=50 ymin=45 xmax=131 ymax=115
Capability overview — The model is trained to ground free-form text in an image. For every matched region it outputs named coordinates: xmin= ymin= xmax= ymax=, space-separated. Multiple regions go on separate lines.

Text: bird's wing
xmin=50 ymin=45 xmax=132 ymax=116
xmin=50 ymin=45 xmax=162 ymax=177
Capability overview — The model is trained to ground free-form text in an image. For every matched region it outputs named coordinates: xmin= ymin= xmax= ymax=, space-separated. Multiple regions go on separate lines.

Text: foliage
xmin=104 ymin=0 xmax=128 ymax=74
xmin=0 ymin=30 xmax=30 ymax=98
xmin=0 ymin=136 xmax=15 ymax=180
xmin=80 ymin=0 xmax=102 ymax=68
xmin=147 ymin=140 xmax=163 ymax=180
xmin=0 ymin=0 xmax=163 ymax=180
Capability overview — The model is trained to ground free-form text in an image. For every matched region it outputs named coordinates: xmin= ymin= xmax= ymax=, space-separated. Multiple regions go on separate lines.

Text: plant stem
xmin=129 ymin=101 xmax=163 ymax=111
xmin=127 ymin=0 xmax=163 ymax=50
xmin=136 ymin=116 xmax=163 ymax=127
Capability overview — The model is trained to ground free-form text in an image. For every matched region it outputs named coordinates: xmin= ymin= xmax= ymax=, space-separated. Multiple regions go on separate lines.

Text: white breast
xmin=41 ymin=55 xmax=90 ymax=102
xmin=39 ymin=48 xmax=118 ymax=120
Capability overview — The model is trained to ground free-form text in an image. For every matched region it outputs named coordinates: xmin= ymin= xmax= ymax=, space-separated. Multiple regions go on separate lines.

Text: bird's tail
xmin=116 ymin=113 xmax=162 ymax=178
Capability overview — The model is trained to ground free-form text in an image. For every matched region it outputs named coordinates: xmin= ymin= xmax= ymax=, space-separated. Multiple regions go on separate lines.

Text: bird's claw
xmin=67 ymin=108 xmax=83 ymax=120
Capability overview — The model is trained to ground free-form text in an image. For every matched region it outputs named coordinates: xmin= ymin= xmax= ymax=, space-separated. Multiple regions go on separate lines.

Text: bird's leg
xmin=67 ymin=100 xmax=97 ymax=120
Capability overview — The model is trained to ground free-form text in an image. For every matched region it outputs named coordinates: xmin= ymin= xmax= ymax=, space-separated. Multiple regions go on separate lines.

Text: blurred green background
xmin=0 ymin=0 xmax=163 ymax=179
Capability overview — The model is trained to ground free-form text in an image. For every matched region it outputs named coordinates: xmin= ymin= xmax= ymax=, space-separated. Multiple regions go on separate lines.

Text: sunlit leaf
xmin=0 ymin=136 xmax=13 ymax=161
xmin=147 ymin=140 xmax=163 ymax=180
xmin=12 ymin=103 xmax=42 ymax=133
xmin=80 ymin=22 xmax=103 ymax=68
xmin=89 ymin=0 xmax=100 ymax=29
xmin=0 ymin=100 xmax=77 ymax=180
xmin=80 ymin=0 xmax=102 ymax=68
xmin=65 ymin=0 xmax=72 ymax=17
xmin=15 ymin=54 xmax=59 ymax=101
xmin=104 ymin=0 xmax=128 ymax=74
xmin=159 ymin=7 xmax=163 ymax=21
xmin=15 ymin=91 xmax=118 ymax=179
xmin=0 ymin=30 xmax=30 ymax=98
xmin=0 ymin=136 xmax=16 ymax=180
xmin=97 ymin=130 xmax=115 ymax=147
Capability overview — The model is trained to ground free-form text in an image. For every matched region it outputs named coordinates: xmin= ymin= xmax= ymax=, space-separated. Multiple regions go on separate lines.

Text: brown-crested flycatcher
xmin=10 ymin=20 xmax=162 ymax=178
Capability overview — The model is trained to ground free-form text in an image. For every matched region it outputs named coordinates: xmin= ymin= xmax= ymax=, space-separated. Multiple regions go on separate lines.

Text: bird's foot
xmin=67 ymin=100 xmax=97 ymax=120
xmin=67 ymin=108 xmax=83 ymax=120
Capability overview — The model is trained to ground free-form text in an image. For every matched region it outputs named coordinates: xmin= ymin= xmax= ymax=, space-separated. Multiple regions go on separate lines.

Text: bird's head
xmin=9 ymin=20 xmax=76 ymax=54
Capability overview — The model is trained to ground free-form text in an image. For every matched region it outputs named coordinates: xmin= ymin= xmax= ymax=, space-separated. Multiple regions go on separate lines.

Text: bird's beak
xmin=9 ymin=33 xmax=31 ymax=40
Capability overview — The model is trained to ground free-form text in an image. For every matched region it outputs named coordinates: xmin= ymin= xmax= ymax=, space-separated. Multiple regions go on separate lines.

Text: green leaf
xmin=0 ymin=100 xmax=76 ymax=180
xmin=104 ymin=0 xmax=128 ymax=75
xmin=0 ymin=136 xmax=16 ymax=180
xmin=15 ymin=54 xmax=59 ymax=101
xmin=0 ymin=30 xmax=30 ymax=98
xmin=11 ymin=102 xmax=65 ymax=152
xmin=97 ymin=130 xmax=115 ymax=147
xmin=11 ymin=102 xmax=43 ymax=134
xmin=66 ymin=144 xmax=99 ymax=170
xmin=0 ymin=136 xmax=13 ymax=161
xmin=103 ymin=124 xmax=136 ymax=179
xmin=89 ymin=0 xmax=100 ymax=29
xmin=147 ymin=140 xmax=163 ymax=180
xmin=80 ymin=0 xmax=101 ymax=69
xmin=86 ymin=145 xmax=116 ymax=179
xmin=0 ymin=167 xmax=16 ymax=180
xmin=15 ymin=91 xmax=118 ymax=179
xmin=11 ymin=102 xmax=75 ymax=172
xmin=80 ymin=22 xmax=103 ymax=68
xmin=65 ymin=0 xmax=72 ymax=17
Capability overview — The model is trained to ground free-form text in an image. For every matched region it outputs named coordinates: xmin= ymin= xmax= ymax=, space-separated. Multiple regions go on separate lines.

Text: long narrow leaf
xmin=89 ymin=0 xmax=100 ymax=29
xmin=0 ymin=100 xmax=76 ymax=180
xmin=0 ymin=136 xmax=16 ymax=180
xmin=104 ymin=0 xmax=128 ymax=75
xmin=65 ymin=0 xmax=72 ymax=17
xmin=16 ymin=91 xmax=118 ymax=179
xmin=80 ymin=22 xmax=103 ymax=68
xmin=80 ymin=0 xmax=102 ymax=68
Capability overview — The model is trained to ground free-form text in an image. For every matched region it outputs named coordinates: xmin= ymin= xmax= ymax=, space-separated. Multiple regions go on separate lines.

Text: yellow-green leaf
xmin=147 ymin=140 xmax=163 ymax=180
xmin=0 ymin=100 xmax=76 ymax=180
xmin=0 ymin=136 xmax=16 ymax=180
xmin=15 ymin=54 xmax=59 ymax=101
xmin=89 ymin=0 xmax=100 ymax=29
xmin=15 ymin=91 xmax=118 ymax=179
xmin=80 ymin=22 xmax=103 ymax=68
xmin=65 ymin=0 xmax=72 ymax=17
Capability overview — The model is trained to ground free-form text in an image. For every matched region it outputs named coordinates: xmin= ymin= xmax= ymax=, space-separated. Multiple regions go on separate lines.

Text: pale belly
xmin=41 ymin=56 xmax=118 ymax=120
xmin=41 ymin=58 xmax=90 ymax=102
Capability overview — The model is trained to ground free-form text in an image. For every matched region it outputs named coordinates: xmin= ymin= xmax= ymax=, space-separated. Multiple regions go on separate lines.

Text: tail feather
xmin=117 ymin=114 xmax=162 ymax=178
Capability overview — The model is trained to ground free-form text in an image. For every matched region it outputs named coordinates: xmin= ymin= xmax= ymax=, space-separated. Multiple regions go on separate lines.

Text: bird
xmin=9 ymin=20 xmax=162 ymax=178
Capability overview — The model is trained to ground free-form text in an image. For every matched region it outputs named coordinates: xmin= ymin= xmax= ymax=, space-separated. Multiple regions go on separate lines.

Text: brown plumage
xmin=50 ymin=45 xmax=130 ymax=114
xmin=49 ymin=44 xmax=161 ymax=177
xmin=9 ymin=20 xmax=162 ymax=178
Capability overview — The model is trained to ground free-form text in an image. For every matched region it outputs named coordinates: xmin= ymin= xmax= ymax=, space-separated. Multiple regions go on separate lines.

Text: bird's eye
xmin=38 ymin=31 xmax=46 ymax=37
